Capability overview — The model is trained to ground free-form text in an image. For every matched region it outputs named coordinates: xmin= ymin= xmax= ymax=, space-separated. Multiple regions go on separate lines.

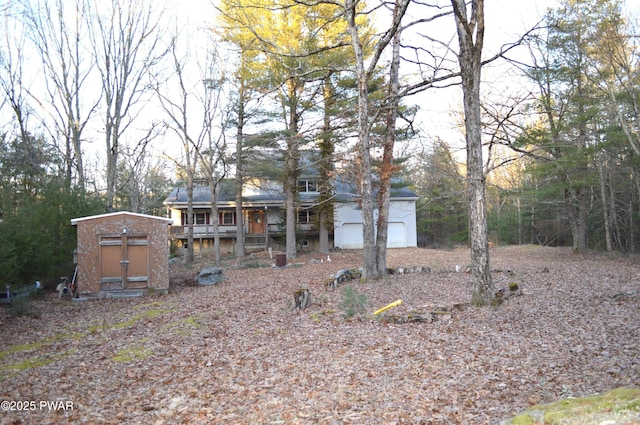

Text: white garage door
xmin=341 ymin=222 xmax=406 ymax=248
xmin=387 ymin=222 xmax=406 ymax=248
xmin=342 ymin=223 xmax=363 ymax=249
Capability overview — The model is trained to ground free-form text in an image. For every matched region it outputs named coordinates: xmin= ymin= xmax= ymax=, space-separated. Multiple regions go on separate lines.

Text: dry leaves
xmin=0 ymin=246 xmax=638 ymax=424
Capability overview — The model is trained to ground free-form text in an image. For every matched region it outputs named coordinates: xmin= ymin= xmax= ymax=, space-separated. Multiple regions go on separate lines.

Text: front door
xmin=100 ymin=234 xmax=149 ymax=290
xmin=248 ymin=210 xmax=266 ymax=234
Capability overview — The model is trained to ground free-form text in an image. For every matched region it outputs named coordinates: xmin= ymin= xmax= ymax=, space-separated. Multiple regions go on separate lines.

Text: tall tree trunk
xmin=318 ymin=76 xmax=335 ymax=254
xmin=68 ymin=0 xmax=87 ymax=190
xmin=105 ymin=122 xmax=117 ymax=212
xmin=210 ymin=182 xmax=221 ymax=263
xmin=376 ymin=7 xmax=402 ymax=277
xmin=285 ymin=142 xmax=298 ymax=260
xmin=516 ymin=195 xmax=522 ymax=245
xmin=452 ymin=0 xmax=494 ymax=306
xmin=564 ymin=186 xmax=588 ymax=253
xmin=345 ymin=0 xmax=378 ymax=280
xmin=184 ymin=128 xmax=195 ymax=263
xmin=608 ymin=166 xmax=621 ymax=250
xmin=577 ymin=186 xmax=588 ymax=252
xmin=235 ymin=77 xmax=246 ymax=258
xmin=631 ymin=169 xmax=640 ymax=252
xmin=564 ymin=187 xmax=579 ymax=251
xmin=597 ymin=156 xmax=612 ymax=251
xmin=284 ymin=80 xmax=301 ymax=260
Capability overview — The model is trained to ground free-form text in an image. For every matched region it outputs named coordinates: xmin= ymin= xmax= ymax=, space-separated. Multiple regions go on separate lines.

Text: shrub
xmin=6 ymin=296 xmax=41 ymax=318
xmin=339 ymin=286 xmax=367 ymax=318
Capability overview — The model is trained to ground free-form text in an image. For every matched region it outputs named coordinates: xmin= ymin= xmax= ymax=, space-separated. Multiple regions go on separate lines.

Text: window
xmin=195 ymin=213 xmax=207 ymax=225
xmin=181 ymin=212 xmax=209 ymax=225
xmin=297 ymin=209 xmax=314 ymax=224
xmin=220 ymin=211 xmax=235 ymax=225
xmin=297 ymin=179 xmax=317 ymax=192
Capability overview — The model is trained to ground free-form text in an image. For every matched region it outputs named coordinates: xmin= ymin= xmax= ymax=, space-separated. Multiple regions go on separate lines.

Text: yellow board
xmin=372 ymin=299 xmax=402 ymax=315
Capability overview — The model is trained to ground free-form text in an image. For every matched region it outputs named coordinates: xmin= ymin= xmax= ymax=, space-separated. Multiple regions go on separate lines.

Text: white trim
xmin=71 ymin=211 xmax=173 ymax=225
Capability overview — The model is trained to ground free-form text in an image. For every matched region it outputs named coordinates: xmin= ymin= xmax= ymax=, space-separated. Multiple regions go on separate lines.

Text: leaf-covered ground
xmin=1 ymin=246 xmax=638 ymax=425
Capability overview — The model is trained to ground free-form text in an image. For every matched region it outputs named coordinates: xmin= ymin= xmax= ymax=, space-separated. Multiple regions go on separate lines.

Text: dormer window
xmin=297 ymin=179 xmax=317 ymax=193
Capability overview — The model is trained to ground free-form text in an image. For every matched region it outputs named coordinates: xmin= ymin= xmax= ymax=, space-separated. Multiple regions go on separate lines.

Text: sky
xmin=6 ymin=0 xmax=638 ymax=179
xmin=172 ymin=0 xmax=565 ymax=139
xmin=393 ymin=0 xmax=559 ymax=152
xmin=406 ymin=0 xmax=639 ymax=153
xmin=162 ymin=0 xmax=640 ymax=166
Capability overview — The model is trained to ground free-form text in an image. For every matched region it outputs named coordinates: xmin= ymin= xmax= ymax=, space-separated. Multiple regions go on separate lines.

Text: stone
xmin=334 ymin=269 xmax=355 ymax=284
xmin=197 ymin=267 xmax=226 ymax=286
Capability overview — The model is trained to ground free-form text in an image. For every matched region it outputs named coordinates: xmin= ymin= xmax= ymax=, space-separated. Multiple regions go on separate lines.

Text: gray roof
xmin=333 ymin=175 xmax=419 ymax=202
xmin=163 ymin=175 xmax=417 ymax=207
xmin=164 ymin=184 xmax=285 ymax=205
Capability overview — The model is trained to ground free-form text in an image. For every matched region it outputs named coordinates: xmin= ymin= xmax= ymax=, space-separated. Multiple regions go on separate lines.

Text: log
xmin=294 ymin=288 xmax=312 ymax=310
xmin=379 ymin=306 xmax=453 ymax=324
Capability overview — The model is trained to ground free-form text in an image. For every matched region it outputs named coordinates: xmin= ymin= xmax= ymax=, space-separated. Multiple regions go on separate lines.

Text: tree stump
xmin=294 ymin=288 xmax=312 ymax=310
xmin=325 ymin=278 xmax=337 ymax=291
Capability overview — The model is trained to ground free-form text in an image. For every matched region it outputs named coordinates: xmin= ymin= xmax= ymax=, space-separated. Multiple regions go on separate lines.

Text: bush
xmin=339 ymin=286 xmax=367 ymax=318
xmin=6 ymin=296 xmax=41 ymax=318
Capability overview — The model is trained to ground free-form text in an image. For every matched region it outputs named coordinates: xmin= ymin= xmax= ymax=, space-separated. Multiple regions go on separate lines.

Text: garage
xmin=340 ymin=222 xmax=407 ymax=249
xmin=341 ymin=223 xmax=363 ymax=249
xmin=387 ymin=222 xmax=406 ymax=248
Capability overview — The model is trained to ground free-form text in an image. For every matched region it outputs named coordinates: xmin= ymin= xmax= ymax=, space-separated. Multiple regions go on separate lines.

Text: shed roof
xmin=71 ymin=211 xmax=173 ymax=226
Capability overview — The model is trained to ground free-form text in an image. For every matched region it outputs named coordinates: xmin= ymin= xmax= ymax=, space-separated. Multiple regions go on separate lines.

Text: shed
xmin=71 ymin=212 xmax=172 ymax=298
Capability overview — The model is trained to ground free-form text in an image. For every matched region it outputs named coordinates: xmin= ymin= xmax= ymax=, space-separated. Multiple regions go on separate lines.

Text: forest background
xmin=1 ymin=0 xmax=639 ymax=292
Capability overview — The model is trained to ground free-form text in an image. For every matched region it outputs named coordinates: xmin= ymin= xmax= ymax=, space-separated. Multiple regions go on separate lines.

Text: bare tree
xmin=154 ymin=31 xmax=228 ymax=263
xmin=234 ymin=66 xmax=247 ymax=259
xmin=117 ymin=123 xmax=164 ymax=212
xmin=344 ymin=0 xmax=410 ymax=280
xmin=153 ymin=35 xmax=201 ymax=263
xmin=375 ymin=0 xmax=403 ymax=277
xmin=88 ymin=0 xmax=167 ymax=212
xmin=451 ymin=0 xmax=494 ymax=306
xmin=0 ymin=13 xmax=31 ymax=145
xmin=198 ymin=45 xmax=230 ymax=264
xmin=317 ymin=75 xmax=336 ymax=254
xmin=22 ymin=0 xmax=99 ymax=190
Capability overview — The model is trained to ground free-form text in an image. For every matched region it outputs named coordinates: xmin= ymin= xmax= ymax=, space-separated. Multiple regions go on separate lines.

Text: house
xmin=163 ymin=153 xmax=418 ymax=254
xmin=70 ymin=212 xmax=172 ymax=298
xmin=333 ymin=179 xmax=419 ymax=249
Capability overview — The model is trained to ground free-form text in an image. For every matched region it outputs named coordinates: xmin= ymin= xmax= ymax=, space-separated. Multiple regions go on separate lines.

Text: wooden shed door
xmin=126 ymin=236 xmax=149 ymax=288
xmin=100 ymin=235 xmax=149 ymax=290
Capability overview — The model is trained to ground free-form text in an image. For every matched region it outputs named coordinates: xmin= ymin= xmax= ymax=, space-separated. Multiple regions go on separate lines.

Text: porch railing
xmin=170 ymin=225 xmax=236 ymax=236
xmin=169 ymin=225 xmax=270 ymax=249
xmin=244 ymin=234 xmax=268 ymax=249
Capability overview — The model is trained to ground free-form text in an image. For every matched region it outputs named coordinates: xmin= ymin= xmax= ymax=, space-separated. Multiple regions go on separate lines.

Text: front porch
xmin=170 ymin=226 xmax=273 ymax=253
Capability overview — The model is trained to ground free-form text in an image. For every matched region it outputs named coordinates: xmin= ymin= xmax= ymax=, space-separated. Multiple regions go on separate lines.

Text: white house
xmin=163 ymin=152 xmax=418 ymax=253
